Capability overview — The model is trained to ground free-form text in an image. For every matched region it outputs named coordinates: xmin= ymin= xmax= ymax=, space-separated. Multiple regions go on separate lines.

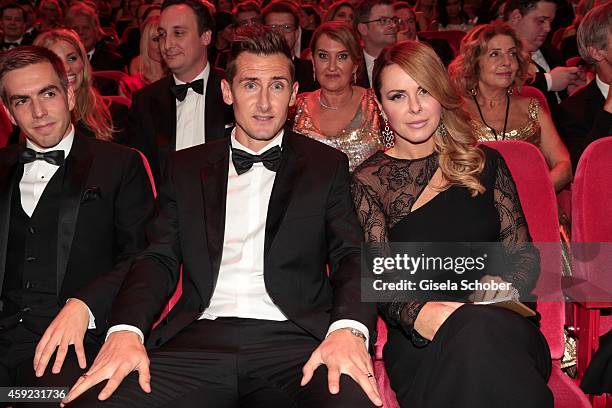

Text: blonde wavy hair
xmin=449 ymin=22 xmax=532 ymax=95
xmin=372 ymin=40 xmax=486 ymax=197
xmin=34 ymin=28 xmax=114 ymax=141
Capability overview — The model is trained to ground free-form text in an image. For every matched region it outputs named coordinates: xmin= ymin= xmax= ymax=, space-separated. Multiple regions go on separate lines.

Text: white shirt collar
xmin=230 ymin=128 xmax=284 ymax=155
xmin=26 ymin=123 xmax=75 ymax=158
xmin=595 ymin=74 xmax=609 ymax=99
xmin=87 ymin=48 xmax=94 ymax=60
xmin=173 ymin=63 xmax=210 ymax=85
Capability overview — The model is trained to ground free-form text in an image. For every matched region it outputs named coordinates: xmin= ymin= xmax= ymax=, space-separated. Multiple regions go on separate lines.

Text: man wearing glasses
xmin=354 ymin=0 xmax=398 ymax=88
xmin=262 ymin=0 xmax=316 ymax=92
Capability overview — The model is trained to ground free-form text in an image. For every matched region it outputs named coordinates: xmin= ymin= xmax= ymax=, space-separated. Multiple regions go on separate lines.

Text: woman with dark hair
xmin=34 ymin=29 xmax=128 ymax=142
xmin=323 ymin=1 xmax=354 ymax=23
xmin=290 ymin=21 xmax=383 ymax=171
xmin=351 ymin=39 xmax=553 ymax=407
xmin=435 ymin=0 xmax=472 ymax=30
xmin=449 ymin=23 xmax=571 ymax=192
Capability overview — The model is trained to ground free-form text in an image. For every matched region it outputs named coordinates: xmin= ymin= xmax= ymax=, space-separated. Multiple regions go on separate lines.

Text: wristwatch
xmin=349 ymin=328 xmax=367 ymax=341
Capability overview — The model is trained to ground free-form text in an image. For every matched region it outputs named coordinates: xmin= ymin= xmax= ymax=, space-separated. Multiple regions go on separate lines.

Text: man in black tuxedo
xmin=262 ymin=0 xmax=317 ymax=92
xmin=0 ymin=3 xmax=31 ymax=51
xmin=504 ymin=0 xmax=579 ymax=117
xmin=0 ymin=46 xmax=155 ymax=387
xmin=127 ymin=0 xmax=234 ymax=184
xmin=557 ymin=2 xmax=612 ymax=171
xmin=63 ymin=26 xmax=380 ymax=408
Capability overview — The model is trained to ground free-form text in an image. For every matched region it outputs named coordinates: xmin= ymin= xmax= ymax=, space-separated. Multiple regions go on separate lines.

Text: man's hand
xmin=470 ymin=275 xmax=513 ymax=303
xmin=549 ymin=66 xmax=579 ymax=92
xmin=34 ymin=298 xmax=90 ymax=377
xmin=301 ymin=328 xmax=382 ymax=406
xmin=61 ymin=331 xmax=150 ymax=405
xmin=413 ymin=301 xmax=463 ymax=341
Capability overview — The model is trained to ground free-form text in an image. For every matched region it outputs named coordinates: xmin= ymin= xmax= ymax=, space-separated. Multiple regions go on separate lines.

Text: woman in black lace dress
xmin=351 ymin=41 xmax=553 ymax=407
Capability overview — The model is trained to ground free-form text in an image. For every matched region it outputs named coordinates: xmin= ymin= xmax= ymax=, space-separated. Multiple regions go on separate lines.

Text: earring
xmin=506 ymin=85 xmax=514 ymax=95
xmin=382 ymin=117 xmax=395 ymax=149
xmin=437 ymin=121 xmax=449 ymax=137
xmin=353 ymin=70 xmax=357 ymax=84
xmin=468 ymin=88 xmax=477 ymax=96
xmin=313 ymin=70 xmax=316 ymax=83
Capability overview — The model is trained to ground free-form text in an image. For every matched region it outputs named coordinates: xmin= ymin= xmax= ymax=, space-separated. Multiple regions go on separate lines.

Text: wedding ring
xmin=366 ymin=373 xmax=374 ymax=378
xmin=81 ymin=373 xmax=89 ymax=378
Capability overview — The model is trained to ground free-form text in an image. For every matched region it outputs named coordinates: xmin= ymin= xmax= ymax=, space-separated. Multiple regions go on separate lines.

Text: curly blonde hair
xmin=34 ymin=28 xmax=114 ymax=141
xmin=373 ymin=40 xmax=486 ymax=197
xmin=449 ymin=22 xmax=532 ymax=95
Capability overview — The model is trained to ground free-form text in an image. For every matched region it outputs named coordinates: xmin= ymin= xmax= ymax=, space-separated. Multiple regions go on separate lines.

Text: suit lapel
xmin=205 ymin=68 xmax=227 ymax=141
xmin=152 ymin=76 xmax=177 ymax=150
xmin=56 ymin=134 xmax=93 ymax=291
xmin=264 ymin=132 xmax=305 ymax=255
xmin=200 ymin=140 xmax=230 ymax=288
xmin=0 ymin=146 xmax=22 ymax=307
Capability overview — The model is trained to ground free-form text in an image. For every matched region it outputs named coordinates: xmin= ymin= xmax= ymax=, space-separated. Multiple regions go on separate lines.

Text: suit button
xmin=25 ymin=256 xmax=36 ymax=262
xmin=28 ymin=226 xmax=35 ymax=234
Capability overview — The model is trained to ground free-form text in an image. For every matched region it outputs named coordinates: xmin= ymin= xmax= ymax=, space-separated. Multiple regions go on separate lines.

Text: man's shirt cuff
xmin=106 ymin=325 xmax=145 ymax=344
xmin=544 ymin=72 xmax=552 ymax=91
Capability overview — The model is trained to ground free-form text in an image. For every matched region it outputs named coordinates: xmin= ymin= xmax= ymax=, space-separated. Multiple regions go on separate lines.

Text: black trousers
xmin=71 ymin=318 xmax=375 ymax=408
xmin=384 ymin=305 xmax=553 ymax=408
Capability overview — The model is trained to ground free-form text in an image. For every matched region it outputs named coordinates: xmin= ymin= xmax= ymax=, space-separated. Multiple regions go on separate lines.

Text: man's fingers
xmin=350 ymin=368 xmax=382 ymax=406
xmin=300 ymin=354 xmax=321 ymax=386
xmin=51 ymin=340 xmax=69 ymax=374
xmin=327 ymin=365 xmax=341 ymax=394
xmin=35 ymin=336 xmax=60 ymax=377
xmin=64 ymin=369 xmax=105 ymax=404
xmin=98 ymin=369 xmax=129 ymax=401
xmin=74 ymin=340 xmax=87 ymax=370
xmin=33 ymin=331 xmax=51 ymax=369
xmin=137 ymin=362 xmax=152 ymax=393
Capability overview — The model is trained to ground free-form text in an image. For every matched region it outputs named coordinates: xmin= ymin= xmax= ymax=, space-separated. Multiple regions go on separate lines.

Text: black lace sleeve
xmin=493 ymin=154 xmax=540 ymax=298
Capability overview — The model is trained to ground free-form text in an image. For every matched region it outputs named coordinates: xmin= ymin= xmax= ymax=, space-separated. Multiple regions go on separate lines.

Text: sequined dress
xmin=290 ymin=88 xmax=384 ymax=172
xmin=474 ymin=98 xmax=541 ymax=145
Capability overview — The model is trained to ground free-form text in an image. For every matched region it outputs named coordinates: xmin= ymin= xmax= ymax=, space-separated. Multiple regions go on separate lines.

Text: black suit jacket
xmin=557 ymin=80 xmax=612 ymax=171
xmin=110 ymin=131 xmax=376 ymax=349
xmin=528 ymin=43 xmax=567 ymax=117
xmin=90 ymin=42 xmax=126 ymax=72
xmin=126 ymin=69 xmax=234 ymax=184
xmin=0 ymin=133 xmax=155 ymax=336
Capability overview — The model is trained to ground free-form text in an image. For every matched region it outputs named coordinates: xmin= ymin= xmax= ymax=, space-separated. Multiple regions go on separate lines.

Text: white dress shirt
xmin=174 ymin=64 xmax=209 ymax=151
xmin=19 ymin=126 xmax=74 ymax=217
xmin=363 ymin=51 xmax=376 ymax=87
xmin=108 ymin=129 xmax=369 ymax=348
xmin=532 ymin=49 xmax=562 ymax=103
xmin=596 ymin=74 xmax=610 ymax=99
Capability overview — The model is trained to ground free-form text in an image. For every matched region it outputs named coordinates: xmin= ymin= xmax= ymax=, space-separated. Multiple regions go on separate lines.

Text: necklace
xmin=472 ymin=93 xmax=510 ymax=140
xmin=318 ymin=87 xmax=354 ymax=110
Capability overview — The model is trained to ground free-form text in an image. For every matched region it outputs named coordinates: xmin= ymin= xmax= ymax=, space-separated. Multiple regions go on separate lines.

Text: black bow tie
xmin=231 ymin=146 xmax=282 ymax=175
xmin=170 ymin=79 xmax=204 ymax=101
xmin=19 ymin=148 xmax=65 ymax=166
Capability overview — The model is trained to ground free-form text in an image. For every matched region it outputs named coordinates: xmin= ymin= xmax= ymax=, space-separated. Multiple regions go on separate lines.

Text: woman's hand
xmin=413 ymin=302 xmax=463 ymax=341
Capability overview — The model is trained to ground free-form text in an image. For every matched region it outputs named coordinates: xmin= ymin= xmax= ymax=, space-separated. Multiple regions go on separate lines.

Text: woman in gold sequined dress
xmin=450 ymin=22 xmax=571 ymax=192
xmin=289 ymin=21 xmax=384 ymax=172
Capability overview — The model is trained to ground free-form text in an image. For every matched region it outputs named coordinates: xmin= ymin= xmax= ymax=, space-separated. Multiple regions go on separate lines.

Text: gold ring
xmin=366 ymin=373 xmax=374 ymax=378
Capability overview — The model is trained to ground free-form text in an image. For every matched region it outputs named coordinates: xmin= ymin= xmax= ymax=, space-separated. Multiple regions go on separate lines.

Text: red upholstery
xmin=419 ymin=30 xmax=466 ymax=53
xmin=0 ymin=104 xmax=12 ymax=148
xmin=374 ymin=141 xmax=589 ymax=407
xmin=570 ymin=137 xmax=612 ymax=386
xmin=517 ymin=85 xmax=551 ymax=113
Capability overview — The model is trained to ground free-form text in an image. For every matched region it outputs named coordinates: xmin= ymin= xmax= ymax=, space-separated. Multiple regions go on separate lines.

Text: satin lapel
xmin=264 ymin=133 xmax=305 ymax=256
xmin=200 ymin=140 xmax=230 ymax=293
xmin=56 ymin=134 xmax=93 ymax=292
xmin=0 ymin=147 xmax=22 ymax=307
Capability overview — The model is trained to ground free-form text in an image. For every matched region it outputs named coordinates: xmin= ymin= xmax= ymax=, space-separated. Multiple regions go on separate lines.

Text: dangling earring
xmin=313 ymin=70 xmax=316 ymax=83
xmin=468 ymin=88 xmax=477 ymax=97
xmin=382 ymin=116 xmax=394 ymax=149
xmin=506 ymin=85 xmax=514 ymax=95
xmin=437 ymin=121 xmax=449 ymax=137
xmin=353 ymin=70 xmax=357 ymax=84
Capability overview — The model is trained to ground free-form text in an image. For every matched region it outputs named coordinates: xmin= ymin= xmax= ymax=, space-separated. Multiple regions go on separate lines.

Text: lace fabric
xmin=351 ymin=148 xmax=539 ymax=333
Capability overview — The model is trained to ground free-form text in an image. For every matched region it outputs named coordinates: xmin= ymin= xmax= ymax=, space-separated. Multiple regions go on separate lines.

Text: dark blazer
xmin=528 ymin=43 xmax=567 ymax=116
xmin=90 ymin=42 xmax=126 ymax=72
xmin=126 ymin=68 xmax=234 ymax=184
xmin=0 ymin=133 xmax=155 ymax=336
xmin=557 ymin=79 xmax=612 ymax=171
xmin=110 ymin=130 xmax=377 ymax=349
xmin=295 ymin=57 xmax=317 ymax=93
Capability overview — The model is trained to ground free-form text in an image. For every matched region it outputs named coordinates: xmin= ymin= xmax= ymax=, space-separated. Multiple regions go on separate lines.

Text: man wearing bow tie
xmin=0 ymin=3 xmax=30 ymax=51
xmin=64 ymin=25 xmax=380 ymax=408
xmin=127 ymin=0 xmax=234 ymax=184
xmin=0 ymin=46 xmax=155 ymax=388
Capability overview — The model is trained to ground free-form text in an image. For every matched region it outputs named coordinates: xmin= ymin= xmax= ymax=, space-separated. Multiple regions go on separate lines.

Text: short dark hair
xmin=231 ymin=0 xmax=260 ymax=25
xmin=161 ymin=0 xmax=215 ymax=35
xmin=502 ymin=0 xmax=558 ymax=21
xmin=0 ymin=45 xmax=68 ymax=105
xmin=354 ymin=0 xmax=394 ymax=26
xmin=226 ymin=24 xmax=294 ymax=83
xmin=1 ymin=3 xmax=26 ymax=20
xmin=261 ymin=0 xmax=300 ymax=28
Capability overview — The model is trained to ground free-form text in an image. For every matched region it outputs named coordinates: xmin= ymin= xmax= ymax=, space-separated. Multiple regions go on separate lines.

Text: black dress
xmin=351 ymin=146 xmax=553 ymax=408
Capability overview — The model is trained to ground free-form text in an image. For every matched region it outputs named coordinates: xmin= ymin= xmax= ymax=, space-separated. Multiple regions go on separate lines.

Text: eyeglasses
xmin=237 ymin=17 xmax=262 ymax=26
xmin=361 ymin=16 xmax=400 ymax=26
xmin=266 ymin=23 xmax=296 ymax=33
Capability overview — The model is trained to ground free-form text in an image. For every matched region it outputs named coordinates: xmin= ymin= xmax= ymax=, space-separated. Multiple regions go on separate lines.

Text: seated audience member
xmin=65 ymin=2 xmax=126 ymax=72
xmin=129 ymin=15 xmax=168 ymax=88
xmin=118 ymin=4 xmax=162 ymax=68
xmin=555 ymin=0 xmax=596 ymax=61
xmin=557 ymin=2 xmax=612 ymax=171
xmin=503 ymin=0 xmax=580 ymax=118
xmin=450 ymin=22 xmax=571 ymax=192
xmin=351 ymin=39 xmax=553 ymax=408
xmin=0 ymin=45 xmax=154 ymax=389
xmin=0 ymin=3 xmax=30 ymax=51
xmin=114 ymin=0 xmax=143 ymax=38
xmin=263 ymin=0 xmax=316 ymax=93
xmin=59 ymin=25 xmax=380 ymax=408
xmin=434 ymin=0 xmax=473 ymax=31
xmin=324 ymin=1 xmax=355 ymax=22
xmin=34 ymin=0 xmax=63 ymax=31
xmin=291 ymin=21 xmax=383 ymax=172
xmin=414 ymin=0 xmax=437 ymax=30
xmin=16 ymin=0 xmax=38 ymax=44
xmin=213 ymin=0 xmax=233 ymax=13
xmin=354 ymin=0 xmax=398 ymax=88
xmin=214 ymin=0 xmax=262 ymax=69
xmin=394 ymin=2 xmax=456 ymax=66
xmin=208 ymin=10 xmax=233 ymax=70
xmin=127 ymin=0 xmax=234 ymax=184
xmin=35 ymin=29 xmax=129 ymax=144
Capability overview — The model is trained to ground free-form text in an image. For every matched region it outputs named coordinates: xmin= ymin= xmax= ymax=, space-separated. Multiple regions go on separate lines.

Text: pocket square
xmin=82 ymin=186 xmax=101 ymax=203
